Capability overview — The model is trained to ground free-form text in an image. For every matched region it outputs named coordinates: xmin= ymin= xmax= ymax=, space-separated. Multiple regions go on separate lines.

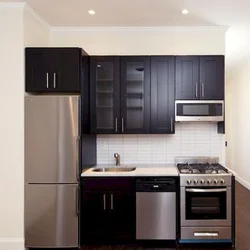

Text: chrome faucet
xmin=114 ymin=153 xmax=120 ymax=166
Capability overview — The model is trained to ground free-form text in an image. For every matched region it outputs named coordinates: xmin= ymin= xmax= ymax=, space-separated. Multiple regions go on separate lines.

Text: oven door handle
xmin=186 ymin=188 xmax=227 ymax=193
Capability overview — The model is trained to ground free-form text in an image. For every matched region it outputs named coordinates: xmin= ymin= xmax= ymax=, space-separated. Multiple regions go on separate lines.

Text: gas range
xmin=176 ymin=156 xmax=232 ymax=187
xmin=176 ymin=157 xmax=234 ymax=244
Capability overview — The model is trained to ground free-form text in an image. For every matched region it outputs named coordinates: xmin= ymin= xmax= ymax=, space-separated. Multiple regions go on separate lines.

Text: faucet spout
xmin=114 ymin=153 xmax=120 ymax=166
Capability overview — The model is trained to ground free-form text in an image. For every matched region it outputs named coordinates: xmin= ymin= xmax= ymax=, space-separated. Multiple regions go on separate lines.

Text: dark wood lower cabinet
xmin=81 ymin=191 xmax=108 ymax=241
xmin=108 ymin=190 xmax=135 ymax=240
xmin=81 ymin=178 xmax=135 ymax=244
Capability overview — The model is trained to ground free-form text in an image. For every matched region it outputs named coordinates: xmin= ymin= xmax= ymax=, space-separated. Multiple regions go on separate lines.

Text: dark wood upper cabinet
xmin=120 ymin=56 xmax=150 ymax=134
xmin=175 ymin=56 xmax=199 ymax=100
xmin=151 ymin=56 xmax=175 ymax=133
xmin=90 ymin=56 xmax=150 ymax=134
xmin=175 ymin=55 xmax=224 ymax=100
xmin=90 ymin=56 xmax=120 ymax=134
xmin=199 ymin=56 xmax=224 ymax=100
xmin=25 ymin=48 xmax=84 ymax=93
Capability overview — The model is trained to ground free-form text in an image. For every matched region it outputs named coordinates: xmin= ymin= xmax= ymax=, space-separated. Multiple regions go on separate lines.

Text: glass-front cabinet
xmin=90 ymin=56 xmax=150 ymax=134
xmin=90 ymin=57 xmax=120 ymax=133
xmin=120 ymin=57 xmax=150 ymax=133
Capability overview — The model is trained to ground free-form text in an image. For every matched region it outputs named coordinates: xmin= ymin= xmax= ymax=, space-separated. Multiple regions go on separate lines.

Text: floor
xmin=82 ymin=182 xmax=250 ymax=250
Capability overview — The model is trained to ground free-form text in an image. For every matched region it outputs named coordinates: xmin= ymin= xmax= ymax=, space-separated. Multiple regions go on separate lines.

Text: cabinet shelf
xmin=126 ymin=92 xmax=143 ymax=99
xmin=97 ymin=91 xmax=113 ymax=94
xmin=97 ymin=106 xmax=113 ymax=109
xmin=126 ymin=80 xmax=143 ymax=83
xmin=126 ymin=106 xmax=143 ymax=110
xmin=97 ymin=79 xmax=113 ymax=82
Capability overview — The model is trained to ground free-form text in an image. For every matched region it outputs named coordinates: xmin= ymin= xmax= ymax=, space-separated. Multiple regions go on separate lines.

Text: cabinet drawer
xmin=82 ymin=177 xmax=135 ymax=190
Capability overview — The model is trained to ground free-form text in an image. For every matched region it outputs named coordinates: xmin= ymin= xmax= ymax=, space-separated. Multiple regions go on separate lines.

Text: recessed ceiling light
xmin=181 ymin=9 xmax=189 ymax=15
xmin=88 ymin=10 xmax=95 ymax=15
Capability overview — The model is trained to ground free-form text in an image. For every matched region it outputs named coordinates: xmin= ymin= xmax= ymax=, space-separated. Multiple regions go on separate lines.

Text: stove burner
xmin=177 ymin=163 xmax=228 ymax=174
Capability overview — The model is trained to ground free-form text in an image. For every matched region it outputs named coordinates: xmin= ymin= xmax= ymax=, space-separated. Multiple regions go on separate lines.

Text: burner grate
xmin=177 ymin=162 xmax=229 ymax=174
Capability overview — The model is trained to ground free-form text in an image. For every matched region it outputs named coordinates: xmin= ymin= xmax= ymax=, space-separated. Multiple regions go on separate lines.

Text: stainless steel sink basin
xmin=92 ymin=167 xmax=136 ymax=172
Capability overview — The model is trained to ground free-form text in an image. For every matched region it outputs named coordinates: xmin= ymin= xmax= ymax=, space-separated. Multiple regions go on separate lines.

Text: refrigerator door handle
xmin=76 ymin=137 xmax=80 ymax=180
xmin=75 ymin=186 xmax=79 ymax=216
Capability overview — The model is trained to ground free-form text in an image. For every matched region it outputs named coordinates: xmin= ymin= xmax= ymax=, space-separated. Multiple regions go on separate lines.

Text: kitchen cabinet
xmin=81 ymin=178 xmax=135 ymax=243
xmin=90 ymin=56 xmax=120 ymax=133
xmin=120 ymin=56 xmax=150 ymax=133
xmin=151 ymin=56 xmax=175 ymax=133
xmin=175 ymin=56 xmax=224 ymax=100
xmin=25 ymin=48 xmax=86 ymax=93
xmin=90 ymin=56 xmax=150 ymax=134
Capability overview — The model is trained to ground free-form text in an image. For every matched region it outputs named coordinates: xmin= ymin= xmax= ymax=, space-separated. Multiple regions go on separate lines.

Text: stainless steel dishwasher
xmin=136 ymin=177 xmax=176 ymax=240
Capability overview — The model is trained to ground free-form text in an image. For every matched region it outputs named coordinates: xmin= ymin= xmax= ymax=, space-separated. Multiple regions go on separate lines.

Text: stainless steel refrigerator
xmin=25 ymin=95 xmax=81 ymax=248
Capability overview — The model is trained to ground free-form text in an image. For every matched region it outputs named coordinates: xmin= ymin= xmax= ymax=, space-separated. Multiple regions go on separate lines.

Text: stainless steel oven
xmin=177 ymin=157 xmax=234 ymax=243
xmin=181 ymin=187 xmax=231 ymax=227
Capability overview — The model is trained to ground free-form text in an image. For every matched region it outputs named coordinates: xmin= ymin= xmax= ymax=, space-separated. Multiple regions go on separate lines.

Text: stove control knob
xmin=207 ymin=179 xmax=212 ymax=184
xmin=214 ymin=179 xmax=218 ymax=184
xmin=200 ymin=179 xmax=205 ymax=184
xmin=193 ymin=179 xmax=198 ymax=184
xmin=187 ymin=180 xmax=192 ymax=185
xmin=220 ymin=179 xmax=225 ymax=184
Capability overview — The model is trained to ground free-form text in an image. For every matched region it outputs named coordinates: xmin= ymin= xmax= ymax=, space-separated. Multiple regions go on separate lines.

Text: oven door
xmin=181 ymin=187 xmax=231 ymax=226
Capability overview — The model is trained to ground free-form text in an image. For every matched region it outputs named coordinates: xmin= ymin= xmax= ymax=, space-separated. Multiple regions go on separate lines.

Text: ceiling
xmin=2 ymin=0 xmax=250 ymax=27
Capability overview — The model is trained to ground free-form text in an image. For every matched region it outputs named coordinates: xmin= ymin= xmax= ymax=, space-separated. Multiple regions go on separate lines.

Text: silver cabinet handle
xmin=46 ymin=73 xmax=49 ymax=88
xmin=186 ymin=188 xmax=226 ymax=193
xmin=194 ymin=232 xmax=219 ymax=237
xmin=201 ymin=83 xmax=205 ymax=97
xmin=103 ymin=194 xmax=106 ymax=210
xmin=53 ymin=73 xmax=56 ymax=88
xmin=171 ymin=118 xmax=173 ymax=132
xmin=75 ymin=186 xmax=79 ymax=216
xmin=122 ymin=118 xmax=124 ymax=132
xmin=115 ymin=118 xmax=117 ymax=132
xmin=110 ymin=193 xmax=113 ymax=210
xmin=195 ymin=83 xmax=198 ymax=98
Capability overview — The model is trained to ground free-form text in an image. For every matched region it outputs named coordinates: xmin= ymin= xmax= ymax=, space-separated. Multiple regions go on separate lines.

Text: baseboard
xmin=0 ymin=238 xmax=24 ymax=250
xmin=227 ymin=168 xmax=250 ymax=191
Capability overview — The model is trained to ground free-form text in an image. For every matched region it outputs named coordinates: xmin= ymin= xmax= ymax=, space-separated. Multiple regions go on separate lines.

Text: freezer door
xmin=25 ymin=184 xmax=79 ymax=248
xmin=25 ymin=96 xmax=80 ymax=183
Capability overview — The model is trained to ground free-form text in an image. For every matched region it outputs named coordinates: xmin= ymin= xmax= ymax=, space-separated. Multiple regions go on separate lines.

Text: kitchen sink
xmin=92 ymin=167 xmax=136 ymax=172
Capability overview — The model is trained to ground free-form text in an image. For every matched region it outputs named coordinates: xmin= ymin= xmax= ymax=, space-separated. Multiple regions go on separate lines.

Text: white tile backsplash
xmin=97 ymin=122 xmax=226 ymax=165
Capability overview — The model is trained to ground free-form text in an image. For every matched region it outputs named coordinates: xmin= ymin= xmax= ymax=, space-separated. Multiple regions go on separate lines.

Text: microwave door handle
xmin=195 ymin=84 xmax=198 ymax=98
xmin=201 ymin=83 xmax=205 ymax=98
xmin=186 ymin=188 xmax=227 ymax=193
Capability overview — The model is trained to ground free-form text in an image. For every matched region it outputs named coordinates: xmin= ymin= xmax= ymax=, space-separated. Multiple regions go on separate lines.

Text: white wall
xmin=50 ymin=27 xmax=226 ymax=55
xmin=226 ymin=25 xmax=250 ymax=190
xmin=97 ymin=123 xmax=225 ymax=165
xmin=24 ymin=5 xmax=50 ymax=46
xmin=0 ymin=3 xmax=25 ymax=250
xmin=0 ymin=3 xmax=49 ymax=250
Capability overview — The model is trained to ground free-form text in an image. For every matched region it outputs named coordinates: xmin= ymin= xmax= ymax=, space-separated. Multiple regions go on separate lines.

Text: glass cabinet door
xmin=120 ymin=57 xmax=150 ymax=133
xmin=90 ymin=57 xmax=120 ymax=133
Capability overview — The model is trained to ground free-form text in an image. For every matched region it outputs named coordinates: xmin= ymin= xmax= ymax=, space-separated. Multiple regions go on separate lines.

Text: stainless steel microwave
xmin=175 ymin=100 xmax=224 ymax=122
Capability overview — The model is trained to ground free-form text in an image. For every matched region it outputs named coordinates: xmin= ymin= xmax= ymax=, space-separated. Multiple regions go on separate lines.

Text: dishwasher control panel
xmin=136 ymin=177 xmax=177 ymax=192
